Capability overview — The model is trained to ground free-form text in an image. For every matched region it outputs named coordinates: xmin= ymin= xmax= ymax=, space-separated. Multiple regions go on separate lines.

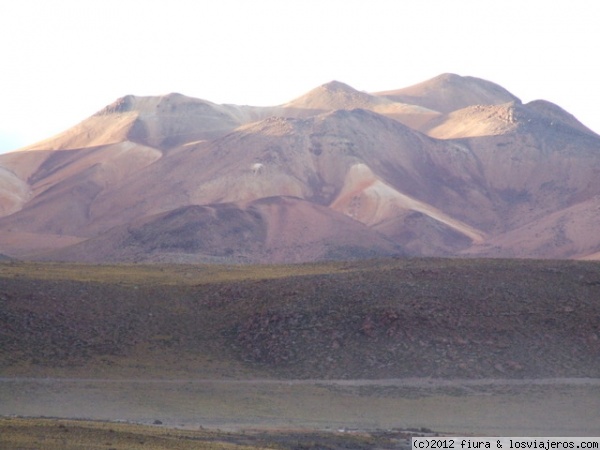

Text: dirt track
xmin=2 ymin=377 xmax=599 ymax=436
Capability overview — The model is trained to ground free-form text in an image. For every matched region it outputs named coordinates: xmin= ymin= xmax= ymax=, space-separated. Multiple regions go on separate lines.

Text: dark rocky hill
xmin=1 ymin=259 xmax=599 ymax=379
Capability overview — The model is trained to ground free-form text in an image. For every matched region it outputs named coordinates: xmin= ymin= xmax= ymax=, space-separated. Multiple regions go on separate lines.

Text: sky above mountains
xmin=1 ymin=0 xmax=598 ymax=153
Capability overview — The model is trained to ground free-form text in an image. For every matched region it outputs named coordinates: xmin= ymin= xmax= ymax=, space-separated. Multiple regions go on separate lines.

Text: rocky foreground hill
xmin=1 ymin=258 xmax=599 ymax=379
xmin=1 ymin=74 xmax=599 ymax=263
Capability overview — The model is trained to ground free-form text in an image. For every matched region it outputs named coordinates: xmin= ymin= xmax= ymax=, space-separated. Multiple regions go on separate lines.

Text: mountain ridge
xmin=1 ymin=73 xmax=599 ymax=262
xmin=374 ymin=73 xmax=522 ymax=113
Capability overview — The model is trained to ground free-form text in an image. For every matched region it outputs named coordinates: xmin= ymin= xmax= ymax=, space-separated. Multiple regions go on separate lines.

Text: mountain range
xmin=1 ymin=73 xmax=599 ymax=263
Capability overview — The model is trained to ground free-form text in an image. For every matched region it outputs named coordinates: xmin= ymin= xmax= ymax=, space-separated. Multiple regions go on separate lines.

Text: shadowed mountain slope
xmin=45 ymin=197 xmax=404 ymax=264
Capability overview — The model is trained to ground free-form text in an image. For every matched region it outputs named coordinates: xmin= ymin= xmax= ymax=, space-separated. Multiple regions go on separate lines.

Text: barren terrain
xmin=2 ymin=74 xmax=600 ymax=447
xmin=1 ymin=378 xmax=599 ymax=438
xmin=1 ymin=74 xmax=599 ymax=263
xmin=1 ymin=258 xmax=599 ymax=441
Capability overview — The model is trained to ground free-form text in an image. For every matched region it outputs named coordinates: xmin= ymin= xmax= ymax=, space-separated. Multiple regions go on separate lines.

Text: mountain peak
xmin=525 ymin=100 xmax=598 ymax=136
xmin=431 ymin=72 xmax=462 ymax=82
xmin=375 ymin=73 xmax=520 ymax=114
xmin=94 ymin=93 xmax=214 ymax=117
xmin=95 ymin=95 xmax=137 ymax=116
xmin=320 ymin=80 xmax=357 ymax=92
xmin=286 ymin=80 xmax=387 ymax=111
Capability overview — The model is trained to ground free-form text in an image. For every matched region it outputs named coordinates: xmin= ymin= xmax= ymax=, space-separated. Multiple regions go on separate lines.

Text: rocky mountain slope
xmin=0 ymin=73 xmax=599 ymax=262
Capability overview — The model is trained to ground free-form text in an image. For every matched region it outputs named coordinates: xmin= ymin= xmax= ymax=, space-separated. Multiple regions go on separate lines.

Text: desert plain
xmin=1 ymin=258 xmax=599 ymax=448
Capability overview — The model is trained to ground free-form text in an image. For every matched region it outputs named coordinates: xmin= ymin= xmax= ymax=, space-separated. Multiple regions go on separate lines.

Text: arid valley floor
xmin=1 ymin=258 xmax=600 ymax=448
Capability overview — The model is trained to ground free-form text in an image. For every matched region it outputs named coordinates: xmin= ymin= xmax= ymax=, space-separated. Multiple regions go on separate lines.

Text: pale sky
xmin=1 ymin=0 xmax=598 ymax=153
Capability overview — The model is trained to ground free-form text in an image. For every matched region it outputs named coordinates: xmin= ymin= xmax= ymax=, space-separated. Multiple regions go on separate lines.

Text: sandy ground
xmin=1 ymin=377 xmax=599 ymax=436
